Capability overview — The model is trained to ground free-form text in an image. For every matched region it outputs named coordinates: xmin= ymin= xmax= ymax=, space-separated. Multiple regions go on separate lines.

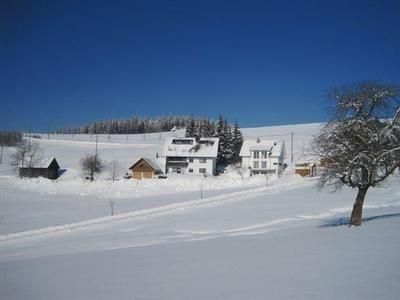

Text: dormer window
xmin=172 ymin=139 xmax=193 ymax=145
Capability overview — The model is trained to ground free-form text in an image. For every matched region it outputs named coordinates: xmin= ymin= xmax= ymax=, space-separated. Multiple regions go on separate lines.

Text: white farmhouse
xmin=240 ymin=139 xmax=286 ymax=175
xmin=160 ymin=137 xmax=219 ymax=175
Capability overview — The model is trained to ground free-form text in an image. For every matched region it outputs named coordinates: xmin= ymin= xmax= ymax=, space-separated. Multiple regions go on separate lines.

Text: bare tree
xmin=11 ymin=140 xmax=44 ymax=168
xmin=312 ymin=81 xmax=400 ymax=226
xmin=81 ymin=154 xmax=104 ymax=181
xmin=108 ymin=160 xmax=123 ymax=182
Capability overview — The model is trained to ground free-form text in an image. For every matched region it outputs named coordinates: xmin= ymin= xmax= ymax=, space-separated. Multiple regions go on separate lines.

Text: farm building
xmin=19 ymin=157 xmax=60 ymax=179
xmin=295 ymin=162 xmax=317 ymax=177
xmin=160 ymin=137 xmax=219 ymax=175
xmin=240 ymin=139 xmax=286 ymax=175
xmin=129 ymin=158 xmax=163 ymax=180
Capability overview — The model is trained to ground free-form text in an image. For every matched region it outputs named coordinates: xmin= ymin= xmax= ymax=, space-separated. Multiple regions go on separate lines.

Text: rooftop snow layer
xmin=240 ymin=139 xmax=286 ymax=157
xmin=130 ymin=158 xmax=162 ymax=172
xmin=162 ymin=137 xmax=219 ymax=158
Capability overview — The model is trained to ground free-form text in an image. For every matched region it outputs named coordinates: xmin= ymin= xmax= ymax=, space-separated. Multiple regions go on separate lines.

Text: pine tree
xmin=216 ymin=115 xmax=227 ymax=165
xmin=185 ymin=117 xmax=196 ymax=138
xmin=231 ymin=121 xmax=243 ymax=164
xmin=224 ymin=120 xmax=234 ymax=164
xmin=205 ymin=119 xmax=215 ymax=137
xmin=193 ymin=118 xmax=202 ymax=141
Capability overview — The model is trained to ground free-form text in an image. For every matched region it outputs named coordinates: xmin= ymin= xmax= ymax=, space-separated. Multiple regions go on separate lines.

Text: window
xmin=199 ymin=158 xmax=207 ymax=163
xmin=199 ymin=140 xmax=214 ymax=145
xmin=261 ymin=161 xmax=267 ymax=168
xmin=172 ymin=167 xmax=181 ymax=173
xmin=253 ymin=161 xmax=259 ymax=168
xmin=189 ymin=158 xmax=193 ymax=163
xmin=253 ymin=151 xmax=259 ymax=159
xmin=189 ymin=168 xmax=193 ymax=173
xmin=172 ymin=139 xmax=193 ymax=145
xmin=261 ymin=151 xmax=267 ymax=159
xmin=273 ymin=162 xmax=278 ymax=165
xmin=199 ymin=168 xmax=206 ymax=173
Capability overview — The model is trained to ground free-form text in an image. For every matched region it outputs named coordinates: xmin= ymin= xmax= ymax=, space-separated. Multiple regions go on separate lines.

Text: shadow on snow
xmin=319 ymin=213 xmax=400 ymax=228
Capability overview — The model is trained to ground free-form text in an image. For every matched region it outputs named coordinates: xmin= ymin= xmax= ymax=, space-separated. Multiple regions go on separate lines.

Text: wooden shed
xmin=129 ymin=158 xmax=162 ymax=180
xmin=19 ymin=157 xmax=60 ymax=180
xmin=295 ymin=163 xmax=316 ymax=177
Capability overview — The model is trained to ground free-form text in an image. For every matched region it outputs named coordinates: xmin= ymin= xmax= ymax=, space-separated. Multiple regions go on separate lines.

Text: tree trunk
xmin=349 ymin=187 xmax=369 ymax=226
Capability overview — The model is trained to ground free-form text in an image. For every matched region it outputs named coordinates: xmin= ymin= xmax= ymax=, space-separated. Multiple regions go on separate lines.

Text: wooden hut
xmin=129 ymin=158 xmax=163 ymax=180
xmin=19 ymin=157 xmax=60 ymax=179
xmin=295 ymin=162 xmax=316 ymax=177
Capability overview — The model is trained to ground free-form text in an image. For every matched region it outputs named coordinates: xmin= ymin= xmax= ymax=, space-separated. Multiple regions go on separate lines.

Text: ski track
xmin=0 ymin=178 xmax=310 ymax=242
xmin=2 ymin=175 xmax=399 ymax=262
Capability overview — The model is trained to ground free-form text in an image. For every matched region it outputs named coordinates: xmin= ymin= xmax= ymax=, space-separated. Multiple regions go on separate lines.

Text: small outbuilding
xmin=129 ymin=158 xmax=163 ymax=180
xmin=19 ymin=157 xmax=60 ymax=179
xmin=295 ymin=163 xmax=316 ymax=177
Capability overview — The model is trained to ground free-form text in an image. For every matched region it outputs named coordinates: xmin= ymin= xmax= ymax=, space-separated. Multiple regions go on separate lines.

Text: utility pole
xmin=290 ymin=131 xmax=294 ymax=163
xmin=28 ymin=127 xmax=32 ymax=151
xmin=0 ymin=144 xmax=3 ymax=164
xmin=110 ymin=200 xmax=115 ymax=216
xmin=95 ymin=135 xmax=98 ymax=156
xmin=48 ymin=121 xmax=51 ymax=139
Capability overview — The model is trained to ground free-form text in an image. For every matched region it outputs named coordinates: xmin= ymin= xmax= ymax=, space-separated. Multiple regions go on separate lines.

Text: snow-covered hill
xmin=1 ymin=122 xmax=399 ymax=300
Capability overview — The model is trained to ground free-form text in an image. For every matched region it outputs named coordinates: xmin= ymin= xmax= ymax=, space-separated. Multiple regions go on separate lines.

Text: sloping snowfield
xmin=1 ymin=123 xmax=400 ymax=300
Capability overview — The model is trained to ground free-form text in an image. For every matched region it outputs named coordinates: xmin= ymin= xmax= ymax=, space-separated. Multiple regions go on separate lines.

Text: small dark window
xmin=189 ymin=158 xmax=194 ymax=163
xmin=199 ymin=168 xmax=206 ymax=173
xmin=189 ymin=168 xmax=193 ymax=173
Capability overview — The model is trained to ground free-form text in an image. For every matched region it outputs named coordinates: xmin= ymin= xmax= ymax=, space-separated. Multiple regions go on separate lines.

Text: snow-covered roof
xmin=37 ymin=157 xmax=60 ymax=169
xmin=130 ymin=158 xmax=162 ymax=172
xmin=239 ymin=139 xmax=286 ymax=158
xmin=19 ymin=157 xmax=60 ymax=169
xmin=161 ymin=137 xmax=219 ymax=158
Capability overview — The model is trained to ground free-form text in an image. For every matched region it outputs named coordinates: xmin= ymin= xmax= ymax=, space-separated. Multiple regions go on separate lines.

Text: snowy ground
xmin=1 ymin=123 xmax=400 ymax=300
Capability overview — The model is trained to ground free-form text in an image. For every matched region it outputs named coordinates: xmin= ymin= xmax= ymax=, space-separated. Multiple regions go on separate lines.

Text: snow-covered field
xmin=1 ymin=123 xmax=400 ymax=300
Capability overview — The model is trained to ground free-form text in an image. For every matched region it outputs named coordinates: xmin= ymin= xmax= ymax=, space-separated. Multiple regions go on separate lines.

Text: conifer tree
xmin=216 ymin=115 xmax=227 ymax=165
xmin=185 ymin=117 xmax=196 ymax=138
xmin=224 ymin=120 xmax=234 ymax=164
xmin=231 ymin=121 xmax=244 ymax=164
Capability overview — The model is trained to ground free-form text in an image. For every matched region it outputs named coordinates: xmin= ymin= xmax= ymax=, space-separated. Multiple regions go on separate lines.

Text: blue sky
xmin=1 ymin=0 xmax=399 ymax=131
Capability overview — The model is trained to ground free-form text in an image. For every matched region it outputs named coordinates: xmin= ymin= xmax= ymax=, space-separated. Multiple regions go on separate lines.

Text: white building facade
xmin=240 ymin=139 xmax=286 ymax=175
xmin=161 ymin=137 xmax=219 ymax=176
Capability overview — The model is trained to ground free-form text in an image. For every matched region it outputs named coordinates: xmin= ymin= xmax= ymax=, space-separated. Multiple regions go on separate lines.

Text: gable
xmin=240 ymin=140 xmax=285 ymax=158
xmin=48 ymin=158 xmax=60 ymax=170
xmin=129 ymin=158 xmax=162 ymax=173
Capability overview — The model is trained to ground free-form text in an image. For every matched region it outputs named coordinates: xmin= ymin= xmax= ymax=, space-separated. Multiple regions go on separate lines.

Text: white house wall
xmin=241 ymin=153 xmax=285 ymax=175
xmin=187 ymin=157 xmax=215 ymax=175
xmin=165 ymin=157 xmax=216 ymax=175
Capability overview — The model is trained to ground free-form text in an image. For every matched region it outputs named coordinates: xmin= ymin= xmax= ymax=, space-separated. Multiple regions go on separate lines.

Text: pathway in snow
xmin=2 ymin=175 xmax=399 ymax=262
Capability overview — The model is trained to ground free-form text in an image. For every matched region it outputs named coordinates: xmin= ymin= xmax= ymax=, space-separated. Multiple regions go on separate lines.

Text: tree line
xmin=54 ymin=115 xmax=192 ymax=134
xmin=0 ymin=131 xmax=22 ymax=147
